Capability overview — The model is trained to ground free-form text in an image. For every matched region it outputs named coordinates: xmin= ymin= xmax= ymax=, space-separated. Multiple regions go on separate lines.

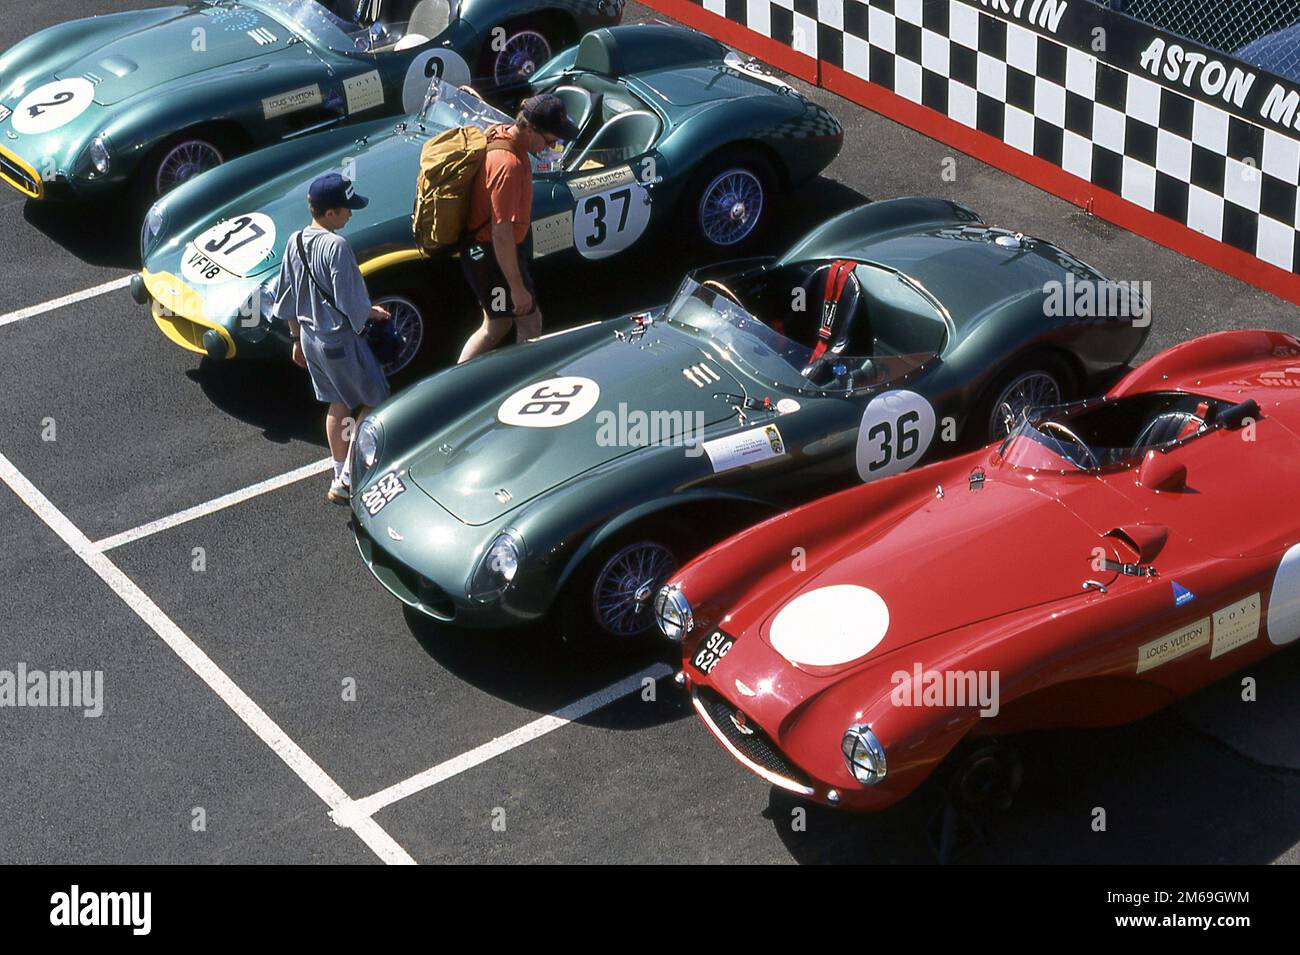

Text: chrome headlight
xmin=468 ymin=529 xmax=522 ymax=602
xmin=140 ymin=202 xmax=165 ymax=260
xmin=355 ymin=418 xmax=382 ymax=474
xmin=653 ymin=583 xmax=693 ymax=641
xmin=841 ymin=723 xmax=887 ymax=786
xmin=89 ymin=134 xmax=111 ymax=176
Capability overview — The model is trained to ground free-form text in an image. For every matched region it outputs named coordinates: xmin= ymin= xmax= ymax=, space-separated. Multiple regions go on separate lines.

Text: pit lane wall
xmin=645 ymin=0 xmax=1300 ymax=305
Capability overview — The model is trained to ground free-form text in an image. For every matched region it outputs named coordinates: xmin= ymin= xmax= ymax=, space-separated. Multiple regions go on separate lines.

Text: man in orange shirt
xmin=457 ymin=94 xmax=578 ymax=363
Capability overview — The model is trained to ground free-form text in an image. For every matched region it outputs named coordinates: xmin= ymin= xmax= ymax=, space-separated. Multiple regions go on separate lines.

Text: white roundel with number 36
xmin=498 ymin=376 xmax=601 ymax=428
xmin=574 ymin=182 xmax=651 ymax=260
xmin=855 ymin=390 xmax=936 ymax=481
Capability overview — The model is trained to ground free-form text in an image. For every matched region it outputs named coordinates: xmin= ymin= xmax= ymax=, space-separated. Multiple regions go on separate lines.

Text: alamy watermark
xmin=595 ymin=403 xmax=706 ymax=457
xmin=890 ymin=664 xmax=1000 ymax=717
xmin=0 ymin=664 xmax=103 ymax=718
xmin=1044 ymin=274 xmax=1151 ymax=326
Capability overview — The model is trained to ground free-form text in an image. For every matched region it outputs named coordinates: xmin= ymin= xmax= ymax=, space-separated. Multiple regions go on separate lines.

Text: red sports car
xmin=655 ymin=329 xmax=1300 ymax=812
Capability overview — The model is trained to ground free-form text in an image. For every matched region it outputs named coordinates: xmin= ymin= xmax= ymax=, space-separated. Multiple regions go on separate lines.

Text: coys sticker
xmin=1211 ymin=593 xmax=1261 ymax=659
xmin=11 ymin=78 xmax=95 ymax=135
xmin=343 ymin=70 xmax=384 ymax=115
xmin=531 ymin=211 xmax=575 ymax=257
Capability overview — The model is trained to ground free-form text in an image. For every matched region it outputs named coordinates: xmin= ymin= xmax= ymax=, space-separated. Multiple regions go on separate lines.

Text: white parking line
xmin=335 ymin=662 xmax=673 ymax=824
xmin=0 ymin=452 xmax=415 ymax=865
xmin=0 ymin=275 xmax=132 ymax=329
xmin=93 ymin=458 xmax=334 ymax=552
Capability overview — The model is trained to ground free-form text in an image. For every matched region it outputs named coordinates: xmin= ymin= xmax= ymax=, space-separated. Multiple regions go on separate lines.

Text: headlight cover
xmin=841 ymin=723 xmax=887 ymax=786
xmin=468 ymin=529 xmax=522 ymax=602
xmin=355 ymin=418 xmax=382 ymax=474
xmin=140 ymin=203 xmax=165 ymax=260
xmin=88 ymin=134 xmax=111 ymax=176
xmin=653 ymin=583 xmax=692 ymax=641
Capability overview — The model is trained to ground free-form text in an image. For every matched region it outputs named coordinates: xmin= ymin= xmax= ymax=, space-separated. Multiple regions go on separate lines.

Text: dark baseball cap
xmin=521 ymin=94 xmax=580 ymax=142
xmin=308 ymin=172 xmax=368 ymax=211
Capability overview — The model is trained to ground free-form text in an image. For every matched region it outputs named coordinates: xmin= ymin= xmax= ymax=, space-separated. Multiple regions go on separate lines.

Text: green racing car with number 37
xmin=132 ymin=23 xmax=844 ymax=376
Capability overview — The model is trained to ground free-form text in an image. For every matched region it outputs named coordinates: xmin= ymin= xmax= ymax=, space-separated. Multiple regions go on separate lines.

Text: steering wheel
xmin=701 ymin=279 xmax=742 ymax=306
xmin=1040 ymin=420 xmax=1099 ymax=469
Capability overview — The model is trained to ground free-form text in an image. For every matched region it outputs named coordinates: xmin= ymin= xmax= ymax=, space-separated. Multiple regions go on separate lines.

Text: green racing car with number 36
xmin=347 ymin=197 xmax=1151 ymax=652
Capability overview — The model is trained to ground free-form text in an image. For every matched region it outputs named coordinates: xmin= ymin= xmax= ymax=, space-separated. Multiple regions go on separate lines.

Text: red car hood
xmin=722 ymin=478 xmax=1105 ymax=682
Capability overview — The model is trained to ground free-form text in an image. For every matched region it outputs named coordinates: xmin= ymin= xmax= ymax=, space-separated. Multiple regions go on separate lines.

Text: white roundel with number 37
xmin=181 ymin=213 xmax=277 ymax=285
xmin=574 ymin=182 xmax=651 ymax=260
xmin=855 ymin=390 xmax=936 ymax=481
xmin=498 ymin=376 xmax=601 ymax=428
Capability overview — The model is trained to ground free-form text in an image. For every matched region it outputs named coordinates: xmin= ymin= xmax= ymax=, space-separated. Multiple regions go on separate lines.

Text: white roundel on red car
xmin=181 ymin=213 xmax=277 ymax=285
xmin=497 ymin=376 xmax=600 ymax=427
xmin=768 ymin=585 xmax=890 ymax=667
xmin=11 ymin=78 xmax=96 ymax=135
xmin=855 ymin=390 xmax=936 ymax=482
xmin=1267 ymin=543 xmax=1300 ymax=646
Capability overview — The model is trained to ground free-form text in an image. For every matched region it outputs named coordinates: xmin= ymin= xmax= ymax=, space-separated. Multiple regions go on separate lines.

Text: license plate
xmin=361 ymin=472 xmax=405 ymax=516
xmin=691 ymin=630 xmax=735 ymax=676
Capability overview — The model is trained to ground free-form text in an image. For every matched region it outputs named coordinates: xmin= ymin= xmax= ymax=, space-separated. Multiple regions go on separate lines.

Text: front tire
xmin=369 ymin=292 xmax=427 ymax=379
xmin=558 ymin=529 xmax=684 ymax=656
xmin=132 ymin=132 xmax=227 ymax=208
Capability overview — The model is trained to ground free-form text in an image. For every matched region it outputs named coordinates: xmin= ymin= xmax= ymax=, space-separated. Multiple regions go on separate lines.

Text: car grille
xmin=694 ymin=685 xmax=813 ymax=794
xmin=353 ymin=519 xmax=455 ymax=620
xmin=0 ymin=146 xmax=41 ymax=198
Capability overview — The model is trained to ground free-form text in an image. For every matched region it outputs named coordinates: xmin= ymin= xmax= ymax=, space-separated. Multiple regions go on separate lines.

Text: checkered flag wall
xmin=687 ymin=0 xmax=1300 ymax=275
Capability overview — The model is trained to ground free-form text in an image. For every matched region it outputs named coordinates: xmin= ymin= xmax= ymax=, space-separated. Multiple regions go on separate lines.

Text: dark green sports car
xmin=134 ymin=23 xmax=843 ymax=376
xmin=0 ymin=0 xmax=620 ymax=204
xmin=348 ymin=197 xmax=1151 ymax=650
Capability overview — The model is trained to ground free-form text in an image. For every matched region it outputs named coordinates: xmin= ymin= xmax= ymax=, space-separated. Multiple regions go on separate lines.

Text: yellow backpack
xmin=411 ymin=126 xmax=514 ymax=253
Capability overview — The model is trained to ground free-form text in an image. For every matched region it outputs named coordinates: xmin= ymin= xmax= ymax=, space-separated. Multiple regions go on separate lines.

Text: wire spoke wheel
xmin=494 ymin=30 xmax=552 ymax=86
xmin=988 ymin=370 xmax=1060 ymax=440
xmin=155 ymin=140 xmax=223 ymax=196
xmin=697 ymin=168 xmax=764 ymax=247
xmin=591 ymin=541 xmax=677 ymax=638
xmin=372 ymin=295 xmax=424 ymax=377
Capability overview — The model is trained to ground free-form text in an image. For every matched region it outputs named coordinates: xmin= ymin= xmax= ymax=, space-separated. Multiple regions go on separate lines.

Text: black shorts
xmin=459 ymin=234 xmax=535 ymax=319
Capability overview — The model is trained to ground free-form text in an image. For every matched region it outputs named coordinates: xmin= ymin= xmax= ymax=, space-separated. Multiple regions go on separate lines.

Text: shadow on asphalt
xmin=401 ymin=605 xmax=687 ymax=730
xmin=25 ymin=196 xmax=143 ymax=270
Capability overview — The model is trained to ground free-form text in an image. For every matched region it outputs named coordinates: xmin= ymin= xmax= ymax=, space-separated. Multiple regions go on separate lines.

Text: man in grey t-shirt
xmin=271 ymin=173 xmax=391 ymax=503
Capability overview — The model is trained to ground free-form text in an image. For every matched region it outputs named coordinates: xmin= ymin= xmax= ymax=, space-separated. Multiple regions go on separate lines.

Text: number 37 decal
xmin=574 ymin=182 xmax=651 ymax=261
xmin=855 ymin=390 xmax=937 ymax=481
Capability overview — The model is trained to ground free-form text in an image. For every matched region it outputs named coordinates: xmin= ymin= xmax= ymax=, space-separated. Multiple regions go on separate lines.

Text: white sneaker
xmin=327 ymin=478 xmax=351 ymax=504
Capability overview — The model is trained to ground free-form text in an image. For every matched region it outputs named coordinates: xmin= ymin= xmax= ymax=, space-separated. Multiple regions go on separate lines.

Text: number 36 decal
xmin=574 ymin=182 xmax=651 ymax=261
xmin=855 ymin=390 xmax=936 ymax=481
xmin=498 ymin=376 xmax=601 ymax=428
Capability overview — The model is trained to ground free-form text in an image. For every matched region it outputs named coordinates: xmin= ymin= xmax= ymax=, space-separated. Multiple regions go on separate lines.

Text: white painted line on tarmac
xmin=93 ymin=458 xmax=334 ymax=552
xmin=0 ymin=275 xmax=133 ymax=329
xmin=337 ymin=663 xmax=673 ymax=824
xmin=0 ymin=452 xmax=415 ymax=865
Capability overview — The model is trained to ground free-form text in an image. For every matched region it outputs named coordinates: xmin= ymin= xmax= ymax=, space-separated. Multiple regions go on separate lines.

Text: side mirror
xmin=1136 ymin=449 xmax=1187 ymax=492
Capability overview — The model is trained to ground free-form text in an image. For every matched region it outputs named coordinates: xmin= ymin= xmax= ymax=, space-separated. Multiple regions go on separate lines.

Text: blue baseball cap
xmin=308 ymin=172 xmax=368 ymax=211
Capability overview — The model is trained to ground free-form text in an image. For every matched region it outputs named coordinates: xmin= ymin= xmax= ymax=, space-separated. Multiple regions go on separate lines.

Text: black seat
xmin=799 ymin=260 xmax=869 ymax=384
xmin=1131 ymin=411 xmax=1204 ymax=453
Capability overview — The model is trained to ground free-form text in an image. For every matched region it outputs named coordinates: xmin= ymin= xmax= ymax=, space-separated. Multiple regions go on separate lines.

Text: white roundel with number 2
xmin=402 ymin=49 xmax=472 ymax=113
xmin=181 ymin=213 xmax=277 ymax=285
xmin=855 ymin=390 xmax=936 ymax=481
xmin=12 ymin=78 xmax=96 ymax=135
xmin=498 ymin=377 xmax=600 ymax=428
xmin=574 ymin=182 xmax=651 ymax=260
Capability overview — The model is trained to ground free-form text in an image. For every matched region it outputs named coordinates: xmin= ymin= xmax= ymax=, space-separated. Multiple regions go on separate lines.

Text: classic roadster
xmin=0 ymin=0 xmax=620 ymax=203
xmin=658 ymin=329 xmax=1300 ymax=813
xmin=348 ymin=196 xmax=1149 ymax=648
xmin=132 ymin=23 xmax=844 ymax=375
